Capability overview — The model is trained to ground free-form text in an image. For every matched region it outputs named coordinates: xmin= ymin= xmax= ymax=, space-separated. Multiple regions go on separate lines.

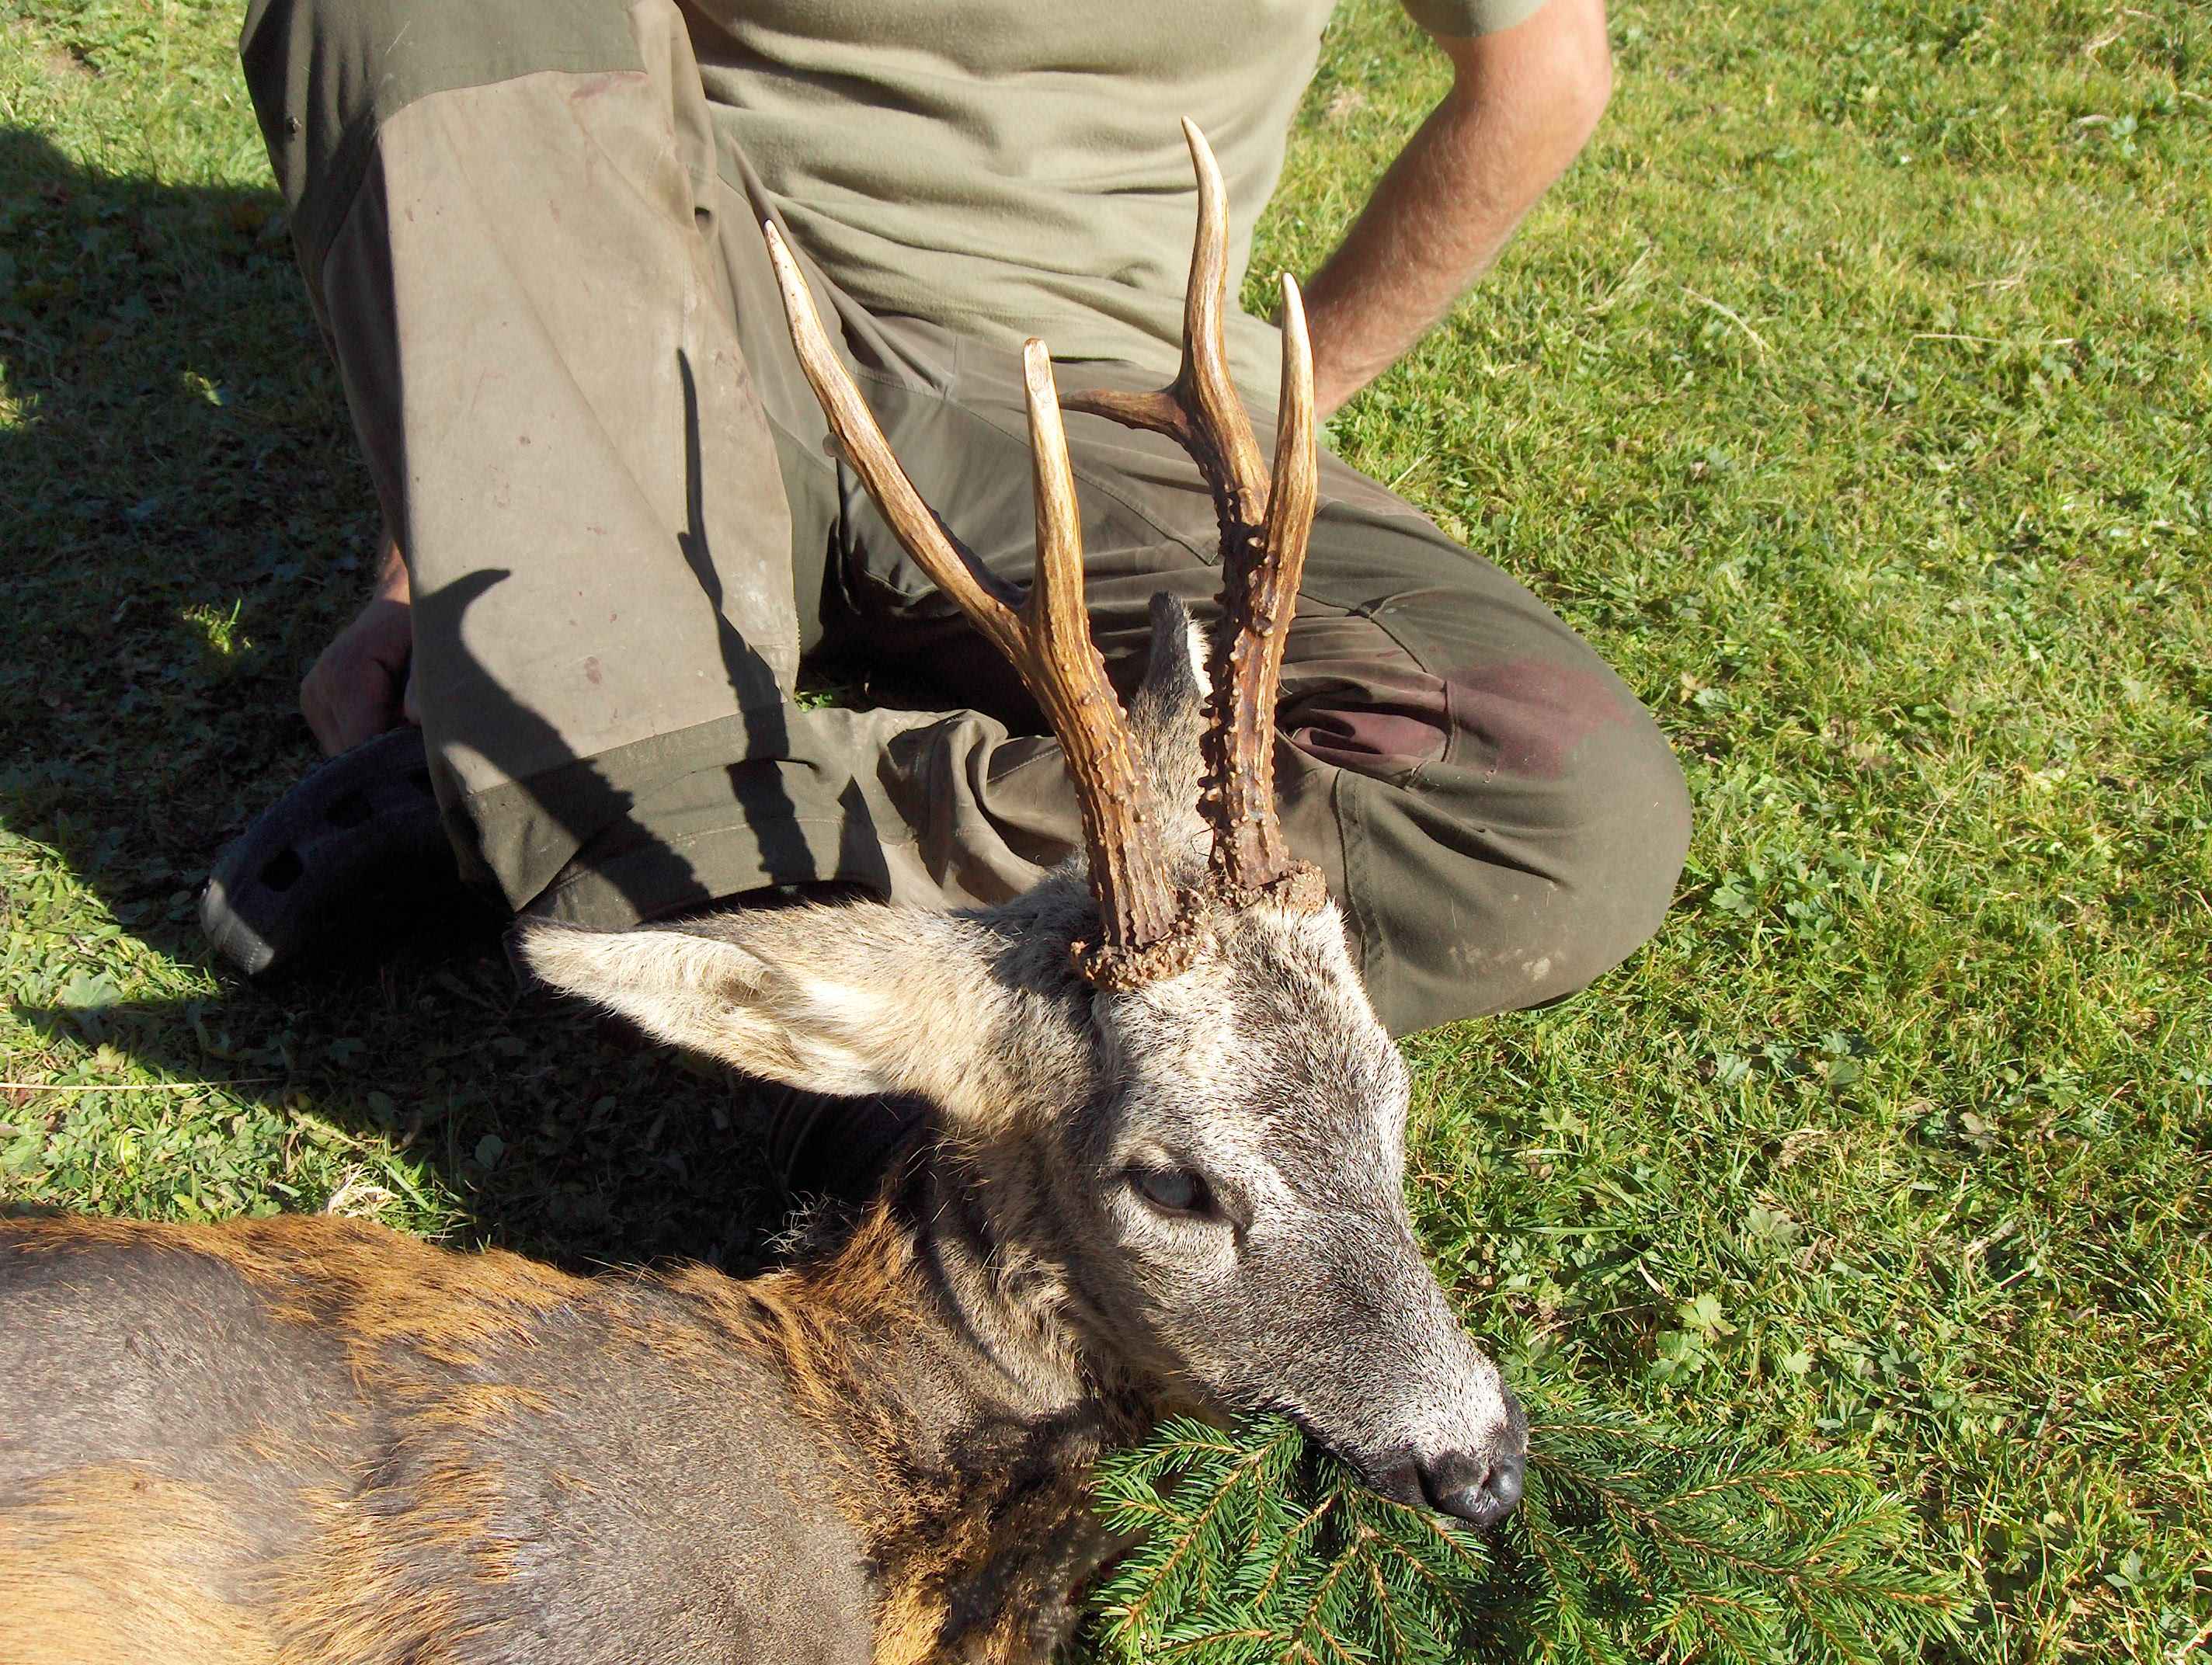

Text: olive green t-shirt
xmin=689 ymin=0 xmax=1544 ymax=394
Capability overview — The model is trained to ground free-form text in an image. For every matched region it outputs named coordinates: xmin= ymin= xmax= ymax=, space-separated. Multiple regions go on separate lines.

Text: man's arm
xmin=1300 ymin=0 xmax=1612 ymax=418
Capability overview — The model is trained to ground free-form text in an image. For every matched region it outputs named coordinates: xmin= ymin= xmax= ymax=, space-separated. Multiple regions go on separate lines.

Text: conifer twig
xmin=1088 ymin=1392 xmax=1964 ymax=1665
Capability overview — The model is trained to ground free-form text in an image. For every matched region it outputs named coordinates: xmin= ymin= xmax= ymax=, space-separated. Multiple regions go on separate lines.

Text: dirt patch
xmin=41 ymin=44 xmax=101 ymax=82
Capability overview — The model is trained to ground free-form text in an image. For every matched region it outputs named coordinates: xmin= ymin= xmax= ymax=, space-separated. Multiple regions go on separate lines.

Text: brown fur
xmin=5 ymin=1212 xmax=588 ymax=1373
xmin=688 ymin=1198 xmax=1122 ymax=1661
xmin=0 ymin=1466 xmax=278 ymax=1665
xmin=2 ymin=1191 xmax=1121 ymax=1665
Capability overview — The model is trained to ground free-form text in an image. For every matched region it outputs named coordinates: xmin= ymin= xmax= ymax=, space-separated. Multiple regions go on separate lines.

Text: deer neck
xmin=774 ymin=1152 xmax=1143 ymax=1663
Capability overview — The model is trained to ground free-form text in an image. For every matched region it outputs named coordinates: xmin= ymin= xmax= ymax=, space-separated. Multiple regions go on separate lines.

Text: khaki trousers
xmin=240 ymin=0 xmax=1689 ymax=1037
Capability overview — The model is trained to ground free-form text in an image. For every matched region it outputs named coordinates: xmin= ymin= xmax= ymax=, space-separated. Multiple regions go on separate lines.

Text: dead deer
xmin=0 ymin=124 xmax=1524 ymax=1665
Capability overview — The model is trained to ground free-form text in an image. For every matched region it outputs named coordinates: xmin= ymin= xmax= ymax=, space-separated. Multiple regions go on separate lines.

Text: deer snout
xmin=1358 ymin=1378 xmax=1529 ymax=1530
xmin=1417 ymin=1443 xmax=1525 ymax=1529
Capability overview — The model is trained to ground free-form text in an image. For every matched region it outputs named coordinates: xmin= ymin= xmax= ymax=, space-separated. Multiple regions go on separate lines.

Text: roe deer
xmin=0 ymin=124 xmax=1524 ymax=1665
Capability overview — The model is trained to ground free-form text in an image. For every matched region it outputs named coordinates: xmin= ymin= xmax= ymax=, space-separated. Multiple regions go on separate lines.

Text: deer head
xmin=518 ymin=123 xmax=1525 ymax=1528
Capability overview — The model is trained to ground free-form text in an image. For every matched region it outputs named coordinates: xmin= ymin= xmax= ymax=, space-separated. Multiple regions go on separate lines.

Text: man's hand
xmin=1301 ymin=0 xmax=1613 ymax=418
xmin=301 ymin=530 xmax=417 ymax=756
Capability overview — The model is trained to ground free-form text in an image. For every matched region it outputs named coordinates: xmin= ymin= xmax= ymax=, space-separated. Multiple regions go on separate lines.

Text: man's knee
xmin=240 ymin=0 xmax=642 ymax=268
xmin=1527 ymin=692 xmax=1689 ymax=994
xmin=1332 ymin=647 xmax=1689 ymax=1035
xmin=239 ymin=0 xmax=462 ymax=146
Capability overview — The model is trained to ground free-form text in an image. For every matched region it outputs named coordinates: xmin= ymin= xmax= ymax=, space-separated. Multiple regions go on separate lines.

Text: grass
xmin=2 ymin=0 xmax=2207 ymax=1658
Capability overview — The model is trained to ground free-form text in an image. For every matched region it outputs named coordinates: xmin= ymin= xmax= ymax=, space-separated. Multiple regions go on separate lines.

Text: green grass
xmin=3 ymin=0 xmax=2207 ymax=1658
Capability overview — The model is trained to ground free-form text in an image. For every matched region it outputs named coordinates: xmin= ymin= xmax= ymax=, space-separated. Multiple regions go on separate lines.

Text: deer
xmin=0 ymin=124 xmax=1525 ymax=1665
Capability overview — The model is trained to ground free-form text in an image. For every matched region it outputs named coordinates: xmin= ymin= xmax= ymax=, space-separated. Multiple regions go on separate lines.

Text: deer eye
xmin=1130 ymin=1166 xmax=1214 ymax=1218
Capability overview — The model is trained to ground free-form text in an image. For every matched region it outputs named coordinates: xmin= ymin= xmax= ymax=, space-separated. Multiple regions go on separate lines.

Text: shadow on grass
xmin=9 ymin=984 xmax=793 ymax=1276
xmin=0 ymin=127 xmax=797 ymax=1271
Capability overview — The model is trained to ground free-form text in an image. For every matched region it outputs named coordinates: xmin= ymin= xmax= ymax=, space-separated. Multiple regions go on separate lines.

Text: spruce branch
xmin=1086 ymin=1387 xmax=1964 ymax=1665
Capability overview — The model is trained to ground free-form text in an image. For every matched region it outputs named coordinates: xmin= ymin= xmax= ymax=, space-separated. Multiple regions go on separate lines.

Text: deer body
xmin=2 ymin=1163 xmax=1122 ymax=1665
xmin=1 ymin=127 xmax=1525 ymax=1665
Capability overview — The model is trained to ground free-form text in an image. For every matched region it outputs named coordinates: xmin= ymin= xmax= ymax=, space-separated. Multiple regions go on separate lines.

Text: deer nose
xmin=1418 ymin=1448 xmax=1525 ymax=1529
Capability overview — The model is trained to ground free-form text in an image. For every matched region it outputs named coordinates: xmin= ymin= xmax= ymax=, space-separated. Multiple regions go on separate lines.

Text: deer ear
xmin=513 ymin=908 xmax=1038 ymax=1114
xmin=1127 ymin=591 xmax=1208 ymax=830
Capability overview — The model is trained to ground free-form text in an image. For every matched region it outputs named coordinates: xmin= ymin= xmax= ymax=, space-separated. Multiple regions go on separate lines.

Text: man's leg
xmin=242 ymin=0 xmax=902 ymax=920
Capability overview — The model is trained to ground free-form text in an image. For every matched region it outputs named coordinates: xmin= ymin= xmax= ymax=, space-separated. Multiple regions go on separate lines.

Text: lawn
xmin=2 ymin=0 xmax=2207 ymax=1659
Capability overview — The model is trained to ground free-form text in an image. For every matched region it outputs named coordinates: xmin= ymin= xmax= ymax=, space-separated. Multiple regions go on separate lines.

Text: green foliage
xmin=1090 ymin=1405 xmax=1963 ymax=1665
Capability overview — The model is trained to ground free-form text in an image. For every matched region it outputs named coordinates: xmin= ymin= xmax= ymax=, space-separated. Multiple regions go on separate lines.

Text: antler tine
xmin=1062 ymin=124 xmax=1325 ymax=911
xmin=762 ymin=223 xmax=1027 ymax=655
xmin=1063 ymin=120 xmax=1270 ymax=527
xmin=763 ymin=221 xmax=1188 ymax=983
xmin=1018 ymin=342 xmax=1191 ymax=975
xmin=1211 ymin=272 xmax=1322 ymax=903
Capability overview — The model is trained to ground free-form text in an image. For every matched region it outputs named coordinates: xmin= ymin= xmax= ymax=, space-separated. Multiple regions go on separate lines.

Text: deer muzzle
xmin=1357 ymin=1385 xmax=1529 ymax=1530
xmin=1252 ymin=1223 xmax=1529 ymax=1530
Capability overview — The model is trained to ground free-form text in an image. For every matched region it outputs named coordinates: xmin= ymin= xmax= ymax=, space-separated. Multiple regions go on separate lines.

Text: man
xmin=229 ymin=0 xmax=1686 ymax=1046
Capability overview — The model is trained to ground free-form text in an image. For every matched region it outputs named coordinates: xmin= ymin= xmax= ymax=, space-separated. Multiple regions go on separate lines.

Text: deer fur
xmin=1 ymin=600 xmax=1522 ymax=1664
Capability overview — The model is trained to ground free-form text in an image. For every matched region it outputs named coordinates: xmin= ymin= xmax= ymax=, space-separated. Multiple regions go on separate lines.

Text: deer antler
xmin=763 ymin=226 xmax=1193 ymax=986
xmin=760 ymin=120 xmax=1323 ymax=989
xmin=1066 ymin=120 xmax=1325 ymax=911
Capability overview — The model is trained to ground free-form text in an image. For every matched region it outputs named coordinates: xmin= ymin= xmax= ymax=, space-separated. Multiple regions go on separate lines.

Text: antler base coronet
xmin=1072 ymin=930 xmax=1205 ymax=991
xmin=1205 ymin=860 xmax=1327 ymax=920
xmin=1071 ymin=860 xmax=1327 ymax=989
